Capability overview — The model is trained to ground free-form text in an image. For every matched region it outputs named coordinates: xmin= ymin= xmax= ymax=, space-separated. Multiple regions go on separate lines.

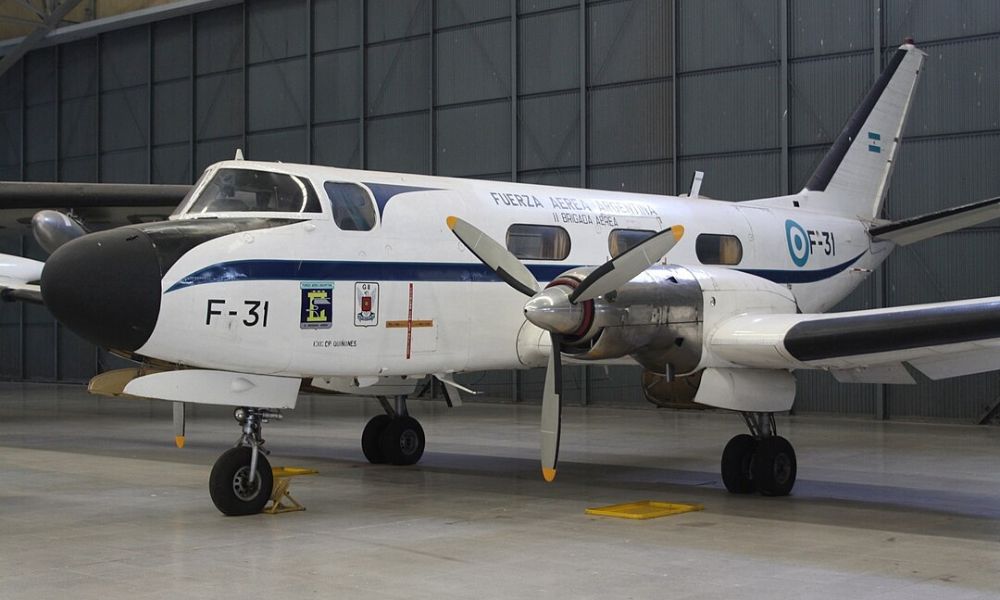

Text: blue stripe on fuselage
xmin=165 ymin=253 xmax=866 ymax=292
xmin=165 ymin=261 xmax=575 ymax=292
xmin=737 ymin=252 xmax=865 ymax=284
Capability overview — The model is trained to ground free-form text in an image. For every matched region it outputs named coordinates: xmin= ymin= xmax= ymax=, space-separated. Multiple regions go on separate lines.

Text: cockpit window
xmin=186 ymin=168 xmax=321 ymax=215
xmin=325 ymin=182 xmax=377 ymax=231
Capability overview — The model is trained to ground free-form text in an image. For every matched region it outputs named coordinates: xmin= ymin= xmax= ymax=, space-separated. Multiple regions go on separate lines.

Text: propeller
xmin=447 ymin=217 xmax=684 ymax=481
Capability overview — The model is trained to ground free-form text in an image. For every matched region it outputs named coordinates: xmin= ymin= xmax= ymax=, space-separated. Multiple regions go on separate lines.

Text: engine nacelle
xmin=641 ymin=369 xmax=706 ymax=409
xmin=534 ymin=264 xmax=797 ymax=376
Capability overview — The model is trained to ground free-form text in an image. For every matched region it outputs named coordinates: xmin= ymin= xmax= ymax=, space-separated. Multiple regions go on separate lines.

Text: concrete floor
xmin=1 ymin=383 xmax=999 ymax=599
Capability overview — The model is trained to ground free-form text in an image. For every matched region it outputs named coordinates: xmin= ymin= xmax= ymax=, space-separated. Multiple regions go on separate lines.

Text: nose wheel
xmin=210 ymin=446 xmax=273 ymax=515
xmin=720 ymin=412 xmax=797 ymax=497
xmin=209 ymin=407 xmax=281 ymax=516
xmin=361 ymin=396 xmax=426 ymax=466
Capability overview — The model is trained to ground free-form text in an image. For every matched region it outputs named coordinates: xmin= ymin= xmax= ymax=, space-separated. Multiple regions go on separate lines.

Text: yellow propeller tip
xmin=174 ymin=436 xmax=185 ymax=449
xmin=671 ymin=225 xmax=685 ymax=241
xmin=542 ymin=467 xmax=557 ymax=482
xmin=446 ymin=216 xmax=458 ymax=230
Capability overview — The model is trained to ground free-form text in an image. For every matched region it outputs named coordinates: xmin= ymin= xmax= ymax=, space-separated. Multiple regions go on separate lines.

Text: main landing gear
xmin=361 ymin=395 xmax=426 ymax=466
xmin=209 ymin=407 xmax=281 ymax=516
xmin=720 ymin=411 xmax=797 ymax=497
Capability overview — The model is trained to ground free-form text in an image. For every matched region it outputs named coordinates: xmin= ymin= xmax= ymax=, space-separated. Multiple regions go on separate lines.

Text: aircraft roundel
xmin=785 ymin=219 xmax=810 ymax=267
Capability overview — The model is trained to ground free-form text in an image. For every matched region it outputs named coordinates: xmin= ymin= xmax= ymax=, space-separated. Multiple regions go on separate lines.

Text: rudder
xmin=801 ymin=43 xmax=925 ymax=219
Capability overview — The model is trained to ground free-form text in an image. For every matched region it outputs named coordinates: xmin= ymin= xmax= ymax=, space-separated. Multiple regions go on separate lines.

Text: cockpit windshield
xmin=185 ymin=168 xmax=321 ymax=215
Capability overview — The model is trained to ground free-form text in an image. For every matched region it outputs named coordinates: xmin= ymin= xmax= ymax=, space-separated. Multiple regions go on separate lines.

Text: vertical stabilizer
xmin=802 ymin=43 xmax=925 ymax=219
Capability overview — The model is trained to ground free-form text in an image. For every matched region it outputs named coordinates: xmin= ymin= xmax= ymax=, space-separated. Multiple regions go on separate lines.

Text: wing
xmin=709 ymin=297 xmax=1000 ymax=383
xmin=0 ymin=181 xmax=191 ymax=229
xmin=0 ymin=253 xmax=43 ymax=304
xmin=0 ymin=181 xmax=192 ymax=302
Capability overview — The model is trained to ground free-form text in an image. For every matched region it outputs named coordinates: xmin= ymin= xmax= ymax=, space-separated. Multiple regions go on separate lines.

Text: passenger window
xmin=506 ymin=224 xmax=571 ymax=260
xmin=696 ymin=234 xmax=743 ymax=265
xmin=325 ymin=182 xmax=377 ymax=231
xmin=608 ymin=229 xmax=655 ymax=258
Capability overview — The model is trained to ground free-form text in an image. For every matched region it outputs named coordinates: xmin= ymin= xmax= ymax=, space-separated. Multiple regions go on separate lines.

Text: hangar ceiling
xmin=0 ymin=1 xmax=175 ymax=42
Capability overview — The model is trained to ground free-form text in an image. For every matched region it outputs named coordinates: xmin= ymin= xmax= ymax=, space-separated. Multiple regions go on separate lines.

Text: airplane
xmin=2 ymin=41 xmax=1000 ymax=516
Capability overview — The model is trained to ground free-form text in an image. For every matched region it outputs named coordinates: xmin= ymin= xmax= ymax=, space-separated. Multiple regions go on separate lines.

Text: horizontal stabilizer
xmin=870 ymin=195 xmax=1000 ymax=246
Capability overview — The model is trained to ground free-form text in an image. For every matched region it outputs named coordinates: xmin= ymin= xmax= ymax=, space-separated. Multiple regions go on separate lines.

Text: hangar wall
xmin=1 ymin=0 xmax=999 ymax=421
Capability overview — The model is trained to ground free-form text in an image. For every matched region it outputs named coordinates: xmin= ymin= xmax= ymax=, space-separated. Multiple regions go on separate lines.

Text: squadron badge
xmin=354 ymin=282 xmax=379 ymax=327
xmin=300 ymin=282 xmax=334 ymax=329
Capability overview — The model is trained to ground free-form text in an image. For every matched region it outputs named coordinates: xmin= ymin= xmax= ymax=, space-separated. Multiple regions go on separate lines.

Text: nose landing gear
xmin=361 ymin=395 xmax=426 ymax=466
xmin=720 ymin=411 xmax=797 ymax=497
xmin=209 ymin=407 xmax=282 ymax=516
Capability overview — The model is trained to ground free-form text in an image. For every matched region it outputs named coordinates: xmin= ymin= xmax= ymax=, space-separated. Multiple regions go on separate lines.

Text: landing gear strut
xmin=209 ymin=407 xmax=281 ymax=516
xmin=361 ymin=395 xmax=425 ymax=466
xmin=720 ymin=411 xmax=796 ymax=497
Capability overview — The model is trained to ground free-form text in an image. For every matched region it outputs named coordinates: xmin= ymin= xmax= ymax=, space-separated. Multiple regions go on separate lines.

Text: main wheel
xmin=209 ymin=447 xmax=273 ymax=516
xmin=721 ymin=434 xmax=757 ymax=494
xmin=362 ymin=414 xmax=393 ymax=464
xmin=752 ymin=436 xmax=796 ymax=497
xmin=379 ymin=416 xmax=425 ymax=466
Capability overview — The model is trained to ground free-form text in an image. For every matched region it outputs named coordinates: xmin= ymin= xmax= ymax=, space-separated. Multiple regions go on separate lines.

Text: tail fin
xmin=801 ymin=43 xmax=925 ymax=219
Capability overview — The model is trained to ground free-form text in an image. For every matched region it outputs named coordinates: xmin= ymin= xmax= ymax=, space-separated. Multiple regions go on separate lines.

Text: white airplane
xmin=2 ymin=42 xmax=1000 ymax=515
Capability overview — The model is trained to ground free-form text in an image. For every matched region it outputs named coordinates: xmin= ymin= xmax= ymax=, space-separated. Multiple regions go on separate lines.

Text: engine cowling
xmin=522 ymin=264 xmax=798 ymax=377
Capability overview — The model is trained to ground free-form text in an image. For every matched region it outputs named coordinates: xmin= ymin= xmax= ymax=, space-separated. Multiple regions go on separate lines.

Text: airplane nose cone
xmin=523 ymin=286 xmax=585 ymax=335
xmin=41 ymin=228 xmax=162 ymax=352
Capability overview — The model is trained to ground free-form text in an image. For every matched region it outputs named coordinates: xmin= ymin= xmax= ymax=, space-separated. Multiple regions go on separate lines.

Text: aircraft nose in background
xmin=41 ymin=228 xmax=163 ymax=352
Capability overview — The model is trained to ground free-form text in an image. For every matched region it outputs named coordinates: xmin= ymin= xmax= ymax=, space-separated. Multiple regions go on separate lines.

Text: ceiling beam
xmin=0 ymin=0 xmax=243 ymax=58
xmin=0 ymin=0 xmax=83 ymax=78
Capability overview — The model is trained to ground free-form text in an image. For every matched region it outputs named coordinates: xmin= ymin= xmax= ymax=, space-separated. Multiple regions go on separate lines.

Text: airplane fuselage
xmin=123 ymin=160 xmax=884 ymax=379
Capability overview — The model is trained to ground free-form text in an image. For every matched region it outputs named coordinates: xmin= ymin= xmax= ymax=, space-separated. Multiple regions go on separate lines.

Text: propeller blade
xmin=540 ymin=333 xmax=563 ymax=482
xmin=569 ymin=225 xmax=684 ymax=304
xmin=447 ymin=216 xmax=540 ymax=297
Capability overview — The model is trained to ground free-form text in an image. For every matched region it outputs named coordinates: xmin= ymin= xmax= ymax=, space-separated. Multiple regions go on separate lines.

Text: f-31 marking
xmin=206 ymin=299 xmax=270 ymax=327
xmin=807 ymin=229 xmax=836 ymax=256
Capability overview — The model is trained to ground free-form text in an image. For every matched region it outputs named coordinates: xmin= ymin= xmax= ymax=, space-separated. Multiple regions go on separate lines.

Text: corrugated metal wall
xmin=1 ymin=0 xmax=999 ymax=421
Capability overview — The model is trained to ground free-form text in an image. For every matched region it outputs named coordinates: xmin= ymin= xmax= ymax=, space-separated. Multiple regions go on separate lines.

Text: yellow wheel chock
xmin=264 ymin=467 xmax=318 ymax=515
xmin=585 ymin=500 xmax=704 ymax=520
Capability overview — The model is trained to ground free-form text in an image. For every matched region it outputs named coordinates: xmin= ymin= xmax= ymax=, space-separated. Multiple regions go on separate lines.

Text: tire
xmin=752 ymin=436 xmax=797 ymax=497
xmin=721 ymin=434 xmax=757 ymax=494
xmin=362 ymin=414 xmax=393 ymax=464
xmin=379 ymin=416 xmax=425 ymax=466
xmin=209 ymin=446 xmax=273 ymax=516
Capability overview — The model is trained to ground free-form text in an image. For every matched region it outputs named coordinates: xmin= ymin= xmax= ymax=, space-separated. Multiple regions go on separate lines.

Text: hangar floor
xmin=1 ymin=383 xmax=999 ymax=599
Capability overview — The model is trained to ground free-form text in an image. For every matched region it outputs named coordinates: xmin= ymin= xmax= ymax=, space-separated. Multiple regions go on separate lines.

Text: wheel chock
xmin=585 ymin=500 xmax=704 ymax=520
xmin=264 ymin=467 xmax=318 ymax=515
